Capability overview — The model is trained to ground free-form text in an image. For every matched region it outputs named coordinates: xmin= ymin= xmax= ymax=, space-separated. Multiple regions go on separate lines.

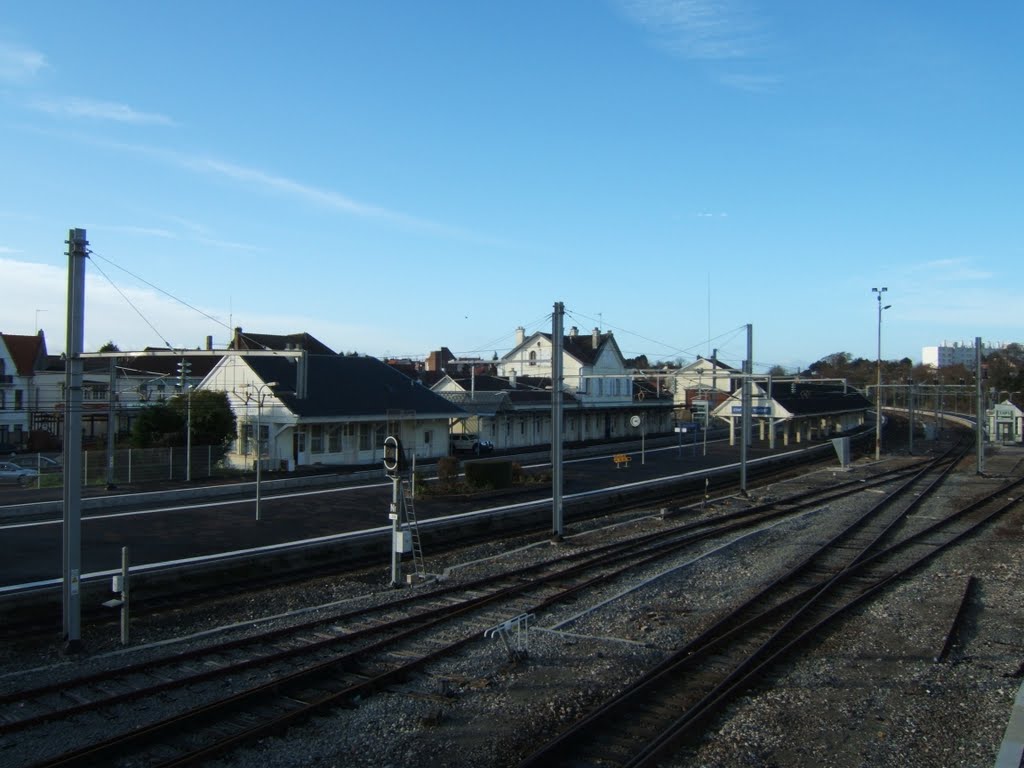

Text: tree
xmin=767 ymin=365 xmax=788 ymax=377
xmin=173 ymin=390 xmax=237 ymax=448
xmin=131 ymin=390 xmax=237 ymax=449
xmin=130 ymin=403 xmax=184 ymax=448
xmin=98 ymin=340 xmax=121 ymax=353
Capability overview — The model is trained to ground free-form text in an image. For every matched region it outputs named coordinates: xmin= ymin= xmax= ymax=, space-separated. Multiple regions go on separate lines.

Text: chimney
xmin=569 ymin=326 xmax=578 ymax=338
xmin=592 ymin=327 xmax=600 ymax=347
xmin=206 ymin=335 xmax=213 ymax=351
xmin=515 ymin=326 xmax=525 ymax=346
xmin=233 ymin=326 xmax=243 ymax=348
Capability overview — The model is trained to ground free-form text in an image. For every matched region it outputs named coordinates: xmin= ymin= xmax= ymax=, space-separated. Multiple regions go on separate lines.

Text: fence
xmin=14 ymin=446 xmax=235 ymax=489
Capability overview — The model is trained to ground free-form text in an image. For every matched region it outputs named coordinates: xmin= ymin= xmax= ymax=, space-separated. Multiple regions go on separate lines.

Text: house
xmin=29 ymin=351 xmax=112 ymax=446
xmin=432 ymin=325 xmax=674 ymax=445
xmin=0 ymin=330 xmax=48 ymax=450
xmin=712 ymin=380 xmax=873 ymax=446
xmin=432 ymin=373 xmax=582 ymax=450
xmin=988 ymin=399 xmax=1023 ymax=444
xmin=667 ymin=356 xmax=738 ymax=422
xmin=200 ymin=352 xmax=466 ymax=470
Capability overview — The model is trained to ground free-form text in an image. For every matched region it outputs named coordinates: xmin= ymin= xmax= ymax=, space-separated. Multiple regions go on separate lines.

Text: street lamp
xmin=872 ymin=287 xmax=891 ymax=460
xmin=245 ymin=381 xmax=278 ymax=521
xmin=255 ymin=381 xmax=278 ymax=521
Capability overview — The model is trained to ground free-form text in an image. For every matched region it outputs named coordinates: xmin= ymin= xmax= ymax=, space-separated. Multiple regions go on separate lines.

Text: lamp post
xmin=872 ymin=287 xmax=891 ymax=460
xmin=252 ymin=381 xmax=278 ymax=522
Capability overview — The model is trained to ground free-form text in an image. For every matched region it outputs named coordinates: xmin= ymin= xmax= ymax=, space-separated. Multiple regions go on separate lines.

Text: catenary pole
xmin=551 ymin=301 xmax=564 ymax=538
xmin=976 ymin=337 xmax=984 ymax=474
xmin=62 ymin=228 xmax=87 ymax=651
xmin=105 ymin=356 xmax=117 ymax=488
xmin=745 ymin=323 xmax=753 ymax=493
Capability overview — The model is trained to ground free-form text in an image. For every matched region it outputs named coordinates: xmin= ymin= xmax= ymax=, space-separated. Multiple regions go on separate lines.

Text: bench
xmin=613 ymin=453 xmax=631 ymax=469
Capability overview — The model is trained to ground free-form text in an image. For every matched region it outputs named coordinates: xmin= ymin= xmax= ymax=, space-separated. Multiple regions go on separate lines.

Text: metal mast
xmin=551 ymin=301 xmax=564 ymax=538
xmin=62 ymin=228 xmax=87 ymax=651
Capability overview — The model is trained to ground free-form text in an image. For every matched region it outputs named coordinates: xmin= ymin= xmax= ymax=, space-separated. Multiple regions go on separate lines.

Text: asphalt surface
xmin=0 ymin=435 xmax=814 ymax=587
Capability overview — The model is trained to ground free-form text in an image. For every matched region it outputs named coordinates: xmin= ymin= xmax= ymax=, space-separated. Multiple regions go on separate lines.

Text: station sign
xmin=731 ymin=405 xmax=772 ymax=415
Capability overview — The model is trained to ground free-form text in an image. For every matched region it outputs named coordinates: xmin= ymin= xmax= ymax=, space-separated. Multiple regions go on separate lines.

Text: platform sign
xmin=731 ymin=405 xmax=772 ymax=415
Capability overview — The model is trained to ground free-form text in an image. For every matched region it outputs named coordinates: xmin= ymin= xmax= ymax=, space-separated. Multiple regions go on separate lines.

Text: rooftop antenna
xmin=707 ymin=273 xmax=712 ymax=357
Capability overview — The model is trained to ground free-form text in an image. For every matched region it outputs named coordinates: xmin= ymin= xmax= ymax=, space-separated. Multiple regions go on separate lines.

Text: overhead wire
xmin=86 ymin=248 xmax=293 ymax=356
xmin=565 ymin=307 xmax=750 ymax=363
xmin=87 ymin=255 xmax=175 ymax=349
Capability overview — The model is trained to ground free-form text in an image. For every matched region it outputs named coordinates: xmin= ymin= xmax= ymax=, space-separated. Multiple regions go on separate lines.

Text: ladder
xmin=401 ymin=480 xmax=425 ymax=580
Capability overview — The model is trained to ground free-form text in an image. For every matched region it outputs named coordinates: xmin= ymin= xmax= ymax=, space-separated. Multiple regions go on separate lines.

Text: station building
xmin=712 ymin=380 xmax=873 ymax=446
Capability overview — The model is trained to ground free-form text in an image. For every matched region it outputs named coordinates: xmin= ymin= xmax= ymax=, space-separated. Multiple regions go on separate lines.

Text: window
xmin=359 ymin=423 xmax=372 ymax=451
xmin=423 ymin=430 xmax=433 ymax=446
xmin=14 ymin=390 xmax=23 ymax=410
xmin=310 ymin=424 xmax=323 ymax=454
xmin=328 ymin=426 xmax=341 ymax=453
xmin=0 ymin=391 xmax=5 ymax=409
xmin=375 ymin=425 xmax=387 ymax=448
xmin=529 ymin=350 xmax=537 ymax=366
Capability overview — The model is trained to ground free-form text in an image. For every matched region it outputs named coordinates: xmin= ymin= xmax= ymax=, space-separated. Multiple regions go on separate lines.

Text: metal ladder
xmin=401 ymin=480 xmax=425 ymax=580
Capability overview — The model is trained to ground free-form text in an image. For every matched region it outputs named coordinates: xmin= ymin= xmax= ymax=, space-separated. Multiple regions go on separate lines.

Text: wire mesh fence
xmin=10 ymin=445 xmax=234 ymax=490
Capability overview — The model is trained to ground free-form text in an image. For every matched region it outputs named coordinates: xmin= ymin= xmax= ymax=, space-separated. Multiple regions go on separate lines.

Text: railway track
xmin=520 ymin=439 xmax=1024 ymax=767
xmin=2 ymin=454 xmax=936 ymax=767
xmin=0 ymin=434 xmax=867 ymax=640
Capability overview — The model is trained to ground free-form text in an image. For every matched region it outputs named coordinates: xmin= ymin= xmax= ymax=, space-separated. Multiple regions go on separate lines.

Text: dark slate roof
xmin=524 ymin=332 xmax=615 ymax=366
xmin=1 ymin=331 xmax=47 ymax=375
xmin=761 ymin=382 xmax=872 ymax=416
xmin=693 ymin=355 xmax=738 ymax=372
xmin=562 ymin=332 xmax=614 ymax=365
xmin=448 ymin=374 xmax=551 ymax=392
xmin=244 ymin=355 xmax=466 ymax=420
xmin=437 ymin=374 xmax=581 ymax=415
xmin=120 ymin=349 xmax=222 ymax=379
xmin=230 ymin=329 xmax=336 ymax=355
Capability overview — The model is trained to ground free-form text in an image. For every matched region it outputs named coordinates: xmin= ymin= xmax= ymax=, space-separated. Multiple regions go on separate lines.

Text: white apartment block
xmin=921 ymin=341 xmax=1004 ymax=369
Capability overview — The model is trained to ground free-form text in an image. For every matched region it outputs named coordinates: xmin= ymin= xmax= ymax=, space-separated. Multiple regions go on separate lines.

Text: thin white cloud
xmin=617 ymin=0 xmax=763 ymax=60
xmin=188 ymin=156 xmax=398 ymax=220
xmin=30 ymin=97 xmax=174 ymax=125
xmin=0 ymin=245 xmax=21 ymax=254
xmin=0 ymin=42 xmax=46 ymax=83
xmin=97 ymin=222 xmax=265 ymax=253
xmin=908 ymin=258 xmax=992 ymax=281
xmin=23 ymin=128 xmax=517 ymax=248
xmin=175 ymin=154 xmax=510 ymax=245
xmin=100 ymin=225 xmax=177 ymax=239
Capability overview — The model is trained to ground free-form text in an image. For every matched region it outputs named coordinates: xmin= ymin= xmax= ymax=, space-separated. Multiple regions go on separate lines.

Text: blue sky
xmin=1 ymin=1 xmax=1021 ymax=372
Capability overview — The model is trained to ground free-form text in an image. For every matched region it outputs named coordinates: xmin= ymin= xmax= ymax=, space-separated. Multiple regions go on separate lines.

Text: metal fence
xmin=14 ymin=445 xmax=233 ymax=489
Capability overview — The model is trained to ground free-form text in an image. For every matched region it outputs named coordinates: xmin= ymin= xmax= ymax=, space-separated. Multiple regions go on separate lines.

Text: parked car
xmin=14 ymin=455 xmax=62 ymax=472
xmin=0 ymin=461 xmax=39 ymax=486
xmin=449 ymin=433 xmax=494 ymax=455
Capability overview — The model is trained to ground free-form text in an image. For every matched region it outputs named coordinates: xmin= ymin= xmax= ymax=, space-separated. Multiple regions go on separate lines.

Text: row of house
xmin=1 ymin=325 xmax=874 ymax=471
